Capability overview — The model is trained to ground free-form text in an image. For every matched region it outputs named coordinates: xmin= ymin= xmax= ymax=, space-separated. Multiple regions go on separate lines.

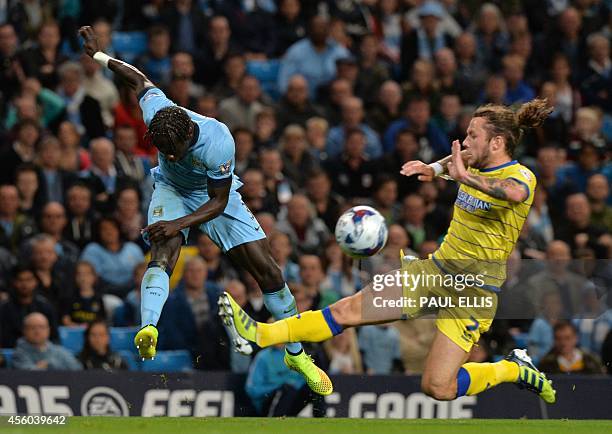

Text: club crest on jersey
xmin=219 ymin=159 xmax=232 ymax=175
xmin=152 ymin=206 xmax=163 ymax=217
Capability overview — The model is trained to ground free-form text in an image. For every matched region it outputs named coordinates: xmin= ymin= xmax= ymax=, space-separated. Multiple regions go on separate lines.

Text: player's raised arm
xmin=79 ymin=26 xmax=154 ymax=96
xmin=400 ymin=149 xmax=470 ymax=182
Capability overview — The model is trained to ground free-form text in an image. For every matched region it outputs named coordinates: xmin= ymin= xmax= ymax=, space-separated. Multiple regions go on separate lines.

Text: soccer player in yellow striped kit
xmin=219 ymin=99 xmax=557 ymax=403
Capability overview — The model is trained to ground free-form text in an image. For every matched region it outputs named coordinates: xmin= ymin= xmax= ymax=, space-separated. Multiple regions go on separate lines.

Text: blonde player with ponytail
xmin=220 ymin=99 xmax=557 ymax=404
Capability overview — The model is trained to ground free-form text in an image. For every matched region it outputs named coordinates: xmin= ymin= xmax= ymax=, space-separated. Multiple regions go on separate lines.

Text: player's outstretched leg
xmin=135 ymin=235 xmax=182 ymax=360
xmin=225 ymin=239 xmax=337 ymax=396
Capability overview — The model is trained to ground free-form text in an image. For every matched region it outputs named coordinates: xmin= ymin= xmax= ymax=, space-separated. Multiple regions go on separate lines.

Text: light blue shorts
xmin=145 ymin=181 xmax=266 ymax=252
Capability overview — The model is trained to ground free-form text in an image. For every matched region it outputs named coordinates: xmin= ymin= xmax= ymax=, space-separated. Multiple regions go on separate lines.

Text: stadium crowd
xmin=0 ymin=0 xmax=611 ymax=398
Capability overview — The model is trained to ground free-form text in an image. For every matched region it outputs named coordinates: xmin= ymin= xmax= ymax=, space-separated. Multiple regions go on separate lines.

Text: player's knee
xmin=329 ymin=295 xmax=360 ymax=327
xmin=421 ymin=377 xmax=457 ymax=401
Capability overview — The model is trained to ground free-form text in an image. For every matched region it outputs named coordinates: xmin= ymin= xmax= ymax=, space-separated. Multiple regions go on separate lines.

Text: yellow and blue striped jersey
xmin=433 ymin=160 xmax=536 ymax=290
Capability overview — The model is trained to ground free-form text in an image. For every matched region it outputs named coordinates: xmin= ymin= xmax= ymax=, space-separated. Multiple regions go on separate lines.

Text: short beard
xmin=472 ymin=145 xmax=491 ymax=170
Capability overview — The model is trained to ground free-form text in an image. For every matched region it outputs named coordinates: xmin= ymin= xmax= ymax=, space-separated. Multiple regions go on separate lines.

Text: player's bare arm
xmin=447 ymin=140 xmax=528 ymax=203
xmin=400 ymin=149 xmax=470 ymax=181
xmin=79 ymin=25 xmax=154 ymax=95
xmin=143 ymin=178 xmax=231 ymax=243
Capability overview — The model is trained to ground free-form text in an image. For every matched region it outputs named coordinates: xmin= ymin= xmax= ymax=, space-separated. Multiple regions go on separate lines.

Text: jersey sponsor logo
xmin=142 ymin=92 xmax=159 ymax=102
xmin=152 ymin=206 xmax=164 ymax=217
xmin=219 ymin=159 xmax=232 ymax=175
xmin=455 ymin=190 xmax=491 ymax=212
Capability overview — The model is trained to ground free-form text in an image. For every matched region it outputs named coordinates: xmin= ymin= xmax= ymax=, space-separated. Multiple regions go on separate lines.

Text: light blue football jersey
xmin=139 ymin=87 xmax=243 ymax=193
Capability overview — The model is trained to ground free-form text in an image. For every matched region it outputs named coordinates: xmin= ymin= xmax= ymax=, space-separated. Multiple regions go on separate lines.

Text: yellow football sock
xmin=459 ymin=360 xmax=519 ymax=396
xmin=257 ymin=309 xmax=336 ymax=347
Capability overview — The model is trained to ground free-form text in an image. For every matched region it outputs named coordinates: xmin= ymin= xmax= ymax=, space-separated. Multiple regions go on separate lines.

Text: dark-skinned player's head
xmin=147 ymin=106 xmax=193 ymax=162
xmin=463 ymin=99 xmax=552 ymax=169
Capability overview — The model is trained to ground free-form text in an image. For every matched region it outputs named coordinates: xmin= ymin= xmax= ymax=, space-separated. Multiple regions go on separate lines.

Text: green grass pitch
xmin=1 ymin=417 xmax=611 ymax=434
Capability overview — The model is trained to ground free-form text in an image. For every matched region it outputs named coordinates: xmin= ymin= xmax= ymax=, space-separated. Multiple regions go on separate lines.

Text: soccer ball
xmin=335 ymin=206 xmax=388 ymax=258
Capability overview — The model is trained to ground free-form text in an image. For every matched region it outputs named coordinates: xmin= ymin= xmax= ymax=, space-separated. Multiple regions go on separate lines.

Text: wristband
xmin=93 ymin=51 xmax=111 ymax=68
xmin=429 ymin=162 xmax=444 ymax=176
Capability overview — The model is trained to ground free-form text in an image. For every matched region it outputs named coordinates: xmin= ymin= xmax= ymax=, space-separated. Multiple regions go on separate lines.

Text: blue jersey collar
xmin=480 ymin=160 xmax=518 ymax=172
xmin=189 ymin=122 xmax=200 ymax=148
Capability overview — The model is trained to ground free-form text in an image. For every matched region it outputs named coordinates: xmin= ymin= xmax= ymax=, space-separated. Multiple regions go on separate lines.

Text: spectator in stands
xmin=254 ymin=108 xmax=278 ymax=149
xmin=197 ymin=279 xmax=252 ymax=372
xmin=399 ymin=194 xmax=437 ymax=252
xmin=305 ymin=169 xmax=343 ymax=232
xmin=12 ymin=313 xmax=81 ymax=370
xmin=580 ymin=33 xmax=611 ymax=112
xmin=327 ymin=96 xmax=382 ymax=159
xmin=367 ymin=80 xmax=402 ymax=135
xmin=57 ymin=121 xmax=91 ymax=172
xmin=278 ymin=15 xmax=350 ymax=97
xmin=372 ymin=174 xmax=400 ymax=225
xmin=114 ymin=186 xmax=146 ymax=248
xmin=260 ymin=148 xmax=295 ymax=211
xmin=212 ymin=53 xmax=246 ymax=100
xmin=573 ymin=285 xmax=612 ymax=356
xmin=377 ymin=129 xmax=420 ymax=198
xmin=158 ymin=256 xmax=220 ymax=355
xmin=135 ymin=24 xmax=172 ymax=87
xmin=280 ymin=124 xmax=319 ymax=186
xmin=61 ymin=261 xmax=105 ymax=326
xmin=114 ymin=84 xmax=151 ymax=156
xmin=171 ymin=52 xmax=205 ymax=99
xmin=0 ymin=265 xmax=57 ymax=348
xmin=324 ymin=328 xmax=362 ymax=374
xmin=112 ymin=262 xmax=146 ymax=327
xmin=526 ymin=187 xmax=555 ymax=247
xmin=80 ymin=216 xmax=144 ymax=296
xmin=355 ymin=34 xmax=390 ymax=106
xmin=0 ymin=184 xmax=36 ymax=254
xmin=32 ymin=202 xmax=79 ymax=264
xmin=358 ymin=324 xmax=404 ymax=374
xmin=167 ymin=74 xmax=198 ymax=111
xmin=274 ymin=0 xmax=306 ymax=57
xmin=549 ymin=54 xmax=580 ymax=125
xmin=321 ymin=241 xmax=367 ymax=299
xmin=305 ymin=117 xmax=329 ymax=159
xmin=200 ymin=15 xmax=240 ymax=88
xmin=218 ymin=75 xmax=264 ymax=131
xmin=195 ymin=232 xmax=240 ymax=287
xmin=432 ymin=93 xmax=462 ymax=140
xmin=277 ymin=194 xmax=330 ymax=256
xmin=159 ymin=0 xmax=207 ymax=57
xmin=528 ymin=290 xmax=563 ymax=365
xmin=37 ymin=136 xmax=77 ymax=204
xmin=56 ymin=61 xmax=106 ymax=140
xmin=454 ymin=32 xmax=487 ymax=105
xmin=240 ymin=169 xmax=277 ymax=215
xmin=403 ymin=59 xmax=440 ymax=111
xmin=434 ymin=48 xmax=460 ymax=96
xmin=297 ymin=255 xmax=337 ymax=307
xmin=502 ymin=54 xmax=535 ymax=105
xmin=527 ymin=240 xmax=590 ymax=319
xmin=5 ymin=78 xmax=65 ymax=131
xmin=80 ymin=54 xmax=119 ymax=130
xmin=383 ymin=97 xmax=448 ymax=159
xmin=586 ymin=174 xmax=612 ymax=232
xmin=400 ymin=1 xmax=455 ymax=80
xmin=277 ymin=75 xmax=321 ymax=129
xmin=268 ymin=231 xmax=299 ymax=284
xmin=557 ymin=193 xmax=607 ymax=251
xmin=114 ymin=125 xmax=150 ymax=189
xmin=18 ymin=21 xmax=67 ymax=90
xmin=29 ymin=234 xmax=75 ymax=308
xmin=395 ymin=317 xmax=437 ymax=374
xmin=14 ymin=164 xmax=43 ymax=217
xmin=78 ymin=320 xmax=128 ymax=371
xmin=539 ymin=321 xmax=605 ymax=374
xmin=324 ymin=128 xmax=378 ymax=200
xmin=64 ymin=183 xmax=97 ymax=250
xmin=472 ymin=3 xmax=509 ymax=71
xmin=80 ymin=137 xmax=129 ymax=206
xmin=0 ymin=119 xmax=40 ymax=185
xmin=535 ymin=146 xmax=576 ymax=226
xmin=0 ymin=23 xmax=21 ymax=103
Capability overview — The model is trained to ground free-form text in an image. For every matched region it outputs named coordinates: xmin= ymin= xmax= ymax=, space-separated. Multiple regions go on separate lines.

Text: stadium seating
xmin=1 ymin=349 xmax=14 ymax=368
xmin=58 ymin=326 xmax=85 ymax=354
xmin=117 ymin=350 xmax=140 ymax=371
xmin=140 ymin=350 xmax=193 ymax=372
xmin=513 ymin=332 xmax=529 ymax=349
xmin=111 ymin=31 xmax=147 ymax=63
xmin=246 ymin=59 xmax=281 ymax=101
xmin=110 ymin=327 xmax=140 ymax=353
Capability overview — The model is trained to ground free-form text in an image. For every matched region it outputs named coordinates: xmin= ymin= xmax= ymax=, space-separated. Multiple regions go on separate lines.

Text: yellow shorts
xmin=400 ymin=253 xmax=498 ymax=352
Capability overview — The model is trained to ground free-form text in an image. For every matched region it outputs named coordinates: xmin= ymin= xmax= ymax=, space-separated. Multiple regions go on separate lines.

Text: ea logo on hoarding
xmin=81 ymin=387 xmax=129 ymax=416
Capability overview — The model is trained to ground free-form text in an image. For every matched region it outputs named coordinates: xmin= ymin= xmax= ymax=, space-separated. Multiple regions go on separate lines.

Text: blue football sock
xmin=263 ymin=284 xmax=303 ymax=354
xmin=140 ymin=266 xmax=169 ymax=328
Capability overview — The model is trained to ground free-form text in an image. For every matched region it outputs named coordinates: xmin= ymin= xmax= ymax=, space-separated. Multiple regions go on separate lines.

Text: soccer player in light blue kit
xmin=79 ymin=26 xmax=332 ymax=395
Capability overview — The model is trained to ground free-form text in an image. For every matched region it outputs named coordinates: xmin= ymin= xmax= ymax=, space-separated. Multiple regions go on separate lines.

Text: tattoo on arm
xmin=462 ymin=174 xmax=524 ymax=201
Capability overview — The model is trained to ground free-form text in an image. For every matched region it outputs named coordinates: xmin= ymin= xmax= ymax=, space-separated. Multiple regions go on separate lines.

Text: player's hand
xmin=143 ymin=220 xmax=183 ymax=243
xmin=400 ymin=160 xmax=435 ymax=182
xmin=78 ymin=26 xmax=100 ymax=57
xmin=446 ymin=140 xmax=468 ymax=182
